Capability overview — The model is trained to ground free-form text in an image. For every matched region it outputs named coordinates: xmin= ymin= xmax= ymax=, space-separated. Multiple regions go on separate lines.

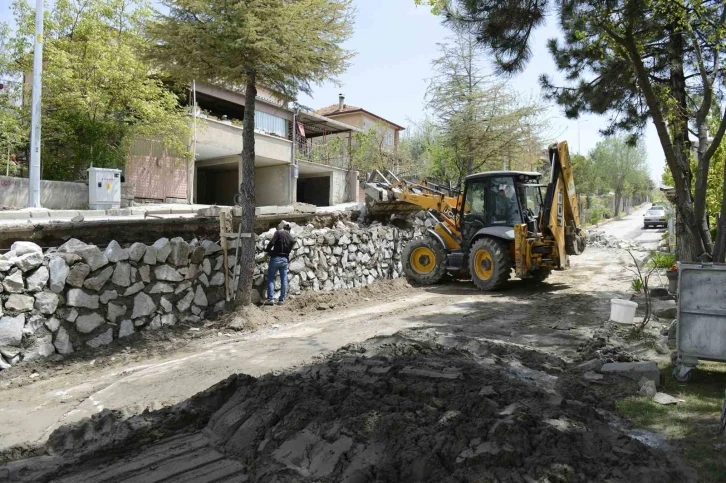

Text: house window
xmin=384 ymin=130 xmax=394 ymax=146
xmin=254 ymin=110 xmax=288 ymax=137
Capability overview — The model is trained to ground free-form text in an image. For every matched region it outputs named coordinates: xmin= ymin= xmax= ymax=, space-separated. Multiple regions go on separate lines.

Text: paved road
xmin=0 ymin=209 xmax=655 ymax=452
xmin=594 ymin=205 xmax=667 ymax=250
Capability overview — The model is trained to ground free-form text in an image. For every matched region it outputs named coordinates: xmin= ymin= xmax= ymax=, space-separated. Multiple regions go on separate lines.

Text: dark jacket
xmin=265 ymin=230 xmax=295 ymax=259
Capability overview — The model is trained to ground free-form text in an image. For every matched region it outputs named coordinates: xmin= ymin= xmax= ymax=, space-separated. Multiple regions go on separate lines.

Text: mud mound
xmin=2 ymin=335 xmax=693 ymax=483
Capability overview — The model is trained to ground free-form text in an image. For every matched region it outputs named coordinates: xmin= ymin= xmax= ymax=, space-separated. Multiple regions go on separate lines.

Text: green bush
xmin=587 ymin=208 xmax=604 ymax=225
xmin=648 ymin=251 xmax=677 ymax=269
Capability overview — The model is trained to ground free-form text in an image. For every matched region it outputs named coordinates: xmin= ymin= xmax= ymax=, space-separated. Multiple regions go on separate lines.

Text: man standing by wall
xmin=264 ymin=223 xmax=295 ymax=305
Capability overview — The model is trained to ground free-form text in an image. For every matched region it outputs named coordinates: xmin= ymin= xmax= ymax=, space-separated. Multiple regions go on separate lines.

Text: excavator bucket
xmin=364 ymin=182 xmax=422 ymax=217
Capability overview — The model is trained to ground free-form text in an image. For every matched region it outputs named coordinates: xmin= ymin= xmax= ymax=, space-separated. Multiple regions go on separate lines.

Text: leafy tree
xmin=7 ymin=0 xmax=189 ymax=181
xmin=426 ymin=30 xmax=548 ymax=187
xmin=148 ymin=0 xmax=354 ymax=306
xmin=0 ymin=23 xmax=28 ymax=176
xmin=570 ymin=153 xmax=600 ymax=197
xmin=590 ymin=137 xmax=651 ymax=216
xmin=436 ymin=0 xmax=726 ymax=262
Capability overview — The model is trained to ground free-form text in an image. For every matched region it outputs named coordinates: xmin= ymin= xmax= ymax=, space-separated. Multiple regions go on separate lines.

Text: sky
xmin=0 ymin=0 xmax=665 ymax=183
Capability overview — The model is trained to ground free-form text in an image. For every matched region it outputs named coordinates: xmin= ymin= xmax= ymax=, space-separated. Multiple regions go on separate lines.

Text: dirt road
xmin=0 ymin=209 xmax=665 ymax=454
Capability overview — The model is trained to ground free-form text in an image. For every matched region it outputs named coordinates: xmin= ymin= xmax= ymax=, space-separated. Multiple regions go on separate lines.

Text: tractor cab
xmin=460 ymin=171 xmax=544 ymax=248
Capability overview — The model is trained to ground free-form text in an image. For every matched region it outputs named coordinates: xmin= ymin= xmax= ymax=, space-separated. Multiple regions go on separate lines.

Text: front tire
xmin=402 ymin=237 xmax=447 ymax=285
xmin=469 ymin=238 xmax=512 ymax=291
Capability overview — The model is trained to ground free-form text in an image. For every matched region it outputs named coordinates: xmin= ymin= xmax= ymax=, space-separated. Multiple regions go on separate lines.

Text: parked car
xmin=644 ymin=207 xmax=667 ymax=229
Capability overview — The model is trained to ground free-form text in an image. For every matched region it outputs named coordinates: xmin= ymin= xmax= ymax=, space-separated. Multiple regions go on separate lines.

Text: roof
xmin=465 ymin=171 xmax=542 ymax=181
xmin=296 ymin=109 xmax=364 ymax=138
xmin=315 ymin=104 xmax=405 ymax=131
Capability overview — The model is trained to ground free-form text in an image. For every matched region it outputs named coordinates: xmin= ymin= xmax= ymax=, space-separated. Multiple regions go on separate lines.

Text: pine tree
xmin=436 ymin=0 xmax=726 ymax=261
xmin=148 ymin=0 xmax=354 ymax=305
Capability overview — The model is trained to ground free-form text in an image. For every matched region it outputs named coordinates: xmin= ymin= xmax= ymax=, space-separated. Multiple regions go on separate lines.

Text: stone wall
xmin=0 ymin=221 xmax=418 ymax=369
xmin=252 ymin=220 xmax=417 ymax=302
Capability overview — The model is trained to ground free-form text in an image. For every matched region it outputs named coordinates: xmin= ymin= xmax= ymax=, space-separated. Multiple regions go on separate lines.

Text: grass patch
xmin=616 ymin=361 xmax=726 ymax=483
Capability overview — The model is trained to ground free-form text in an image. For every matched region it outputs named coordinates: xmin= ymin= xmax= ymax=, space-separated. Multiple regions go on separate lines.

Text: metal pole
xmin=6 ymin=145 xmax=9 ymax=176
xmin=27 ymin=0 xmax=44 ymax=208
xmin=189 ymin=80 xmax=197 ymax=205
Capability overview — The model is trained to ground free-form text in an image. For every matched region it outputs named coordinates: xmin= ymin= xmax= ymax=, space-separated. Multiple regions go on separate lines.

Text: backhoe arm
xmin=541 ymin=141 xmax=587 ymax=269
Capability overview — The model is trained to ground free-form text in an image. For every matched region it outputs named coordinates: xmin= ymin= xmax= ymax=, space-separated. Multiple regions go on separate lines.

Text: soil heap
xmin=1 ymin=332 xmax=693 ymax=483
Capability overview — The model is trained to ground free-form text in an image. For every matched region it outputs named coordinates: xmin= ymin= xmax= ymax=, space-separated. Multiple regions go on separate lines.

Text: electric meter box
xmin=88 ymin=167 xmax=122 ymax=210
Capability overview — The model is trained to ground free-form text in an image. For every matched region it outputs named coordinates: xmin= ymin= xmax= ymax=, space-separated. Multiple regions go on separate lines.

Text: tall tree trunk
xmin=614 ymin=191 xmax=621 ymax=217
xmin=671 ymin=29 xmax=712 ymax=260
xmin=236 ymin=71 xmax=257 ymax=306
xmin=625 ymin=31 xmax=707 ymax=261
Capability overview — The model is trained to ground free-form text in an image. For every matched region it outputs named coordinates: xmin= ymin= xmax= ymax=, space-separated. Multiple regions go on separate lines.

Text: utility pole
xmin=27 ymin=0 xmax=44 ymax=208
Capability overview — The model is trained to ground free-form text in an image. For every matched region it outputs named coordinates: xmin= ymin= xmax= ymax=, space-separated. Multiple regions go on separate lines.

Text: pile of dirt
xmin=219 ymin=278 xmax=413 ymax=332
xmin=2 ymin=332 xmax=694 ymax=483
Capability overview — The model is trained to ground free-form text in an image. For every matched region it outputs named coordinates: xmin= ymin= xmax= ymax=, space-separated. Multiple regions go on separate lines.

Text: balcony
xmin=193 ymin=116 xmax=292 ymax=167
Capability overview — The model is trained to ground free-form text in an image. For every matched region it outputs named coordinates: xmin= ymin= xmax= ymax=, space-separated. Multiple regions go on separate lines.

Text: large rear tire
xmin=402 ymin=237 xmax=447 ymax=285
xmin=469 ymin=238 xmax=512 ymax=291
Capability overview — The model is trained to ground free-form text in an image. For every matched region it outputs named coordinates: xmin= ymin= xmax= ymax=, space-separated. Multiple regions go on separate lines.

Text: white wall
xmin=256 ymin=164 xmax=293 ymax=206
xmin=0 ymin=176 xmax=88 ymax=209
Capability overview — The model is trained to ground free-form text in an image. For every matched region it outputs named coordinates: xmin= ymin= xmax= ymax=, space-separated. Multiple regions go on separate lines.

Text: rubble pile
xmin=2 ymin=333 xmax=693 ymax=482
xmin=586 ymin=230 xmax=645 ymax=251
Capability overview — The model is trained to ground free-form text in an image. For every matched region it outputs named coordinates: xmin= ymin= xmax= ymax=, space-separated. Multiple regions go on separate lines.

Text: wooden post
xmin=220 ymin=212 xmax=230 ymax=301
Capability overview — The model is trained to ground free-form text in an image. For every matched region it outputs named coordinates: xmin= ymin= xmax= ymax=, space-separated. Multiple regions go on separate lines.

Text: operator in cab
xmin=495 ymin=180 xmax=521 ymax=225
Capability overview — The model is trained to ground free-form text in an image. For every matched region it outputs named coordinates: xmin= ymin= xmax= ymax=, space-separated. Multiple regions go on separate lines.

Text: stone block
xmin=132 ymin=292 xmax=156 ymax=319
xmin=128 ymin=242 xmax=146 ymax=262
xmin=154 ymin=265 xmax=183 ymax=282
xmin=153 ymin=238 xmax=172 ymax=263
xmin=34 ymin=291 xmax=59 ymax=314
xmin=66 ymin=289 xmax=100 ymax=309
xmin=87 ymin=328 xmax=113 ymax=348
xmin=2 ymin=271 xmax=24 ymax=293
xmin=76 ymin=313 xmax=105 ymax=334
xmin=54 ymin=326 xmax=74 ymax=354
xmin=66 ymin=263 xmax=91 ymax=288
xmin=48 ymin=257 xmax=70 ymax=293
xmin=103 ymin=240 xmax=129 ymax=263
xmin=5 ymin=294 xmax=34 ymax=312
xmin=83 ymin=266 xmax=114 ymax=291
xmin=111 ymin=263 xmax=132 ymax=287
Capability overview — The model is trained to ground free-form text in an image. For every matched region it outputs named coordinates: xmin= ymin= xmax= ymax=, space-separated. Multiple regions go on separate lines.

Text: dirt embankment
xmin=1 ymin=331 xmax=694 ymax=483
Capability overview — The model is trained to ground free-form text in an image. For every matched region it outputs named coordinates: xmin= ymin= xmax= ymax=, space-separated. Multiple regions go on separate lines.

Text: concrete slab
xmin=168 ymin=206 xmax=195 ymax=214
xmin=600 ymin=361 xmax=660 ymax=385
xmin=83 ymin=210 xmax=108 ymax=218
xmin=52 ymin=211 xmax=82 ymax=218
xmin=0 ymin=212 xmax=31 ymax=221
xmin=105 ymin=209 xmax=133 ymax=217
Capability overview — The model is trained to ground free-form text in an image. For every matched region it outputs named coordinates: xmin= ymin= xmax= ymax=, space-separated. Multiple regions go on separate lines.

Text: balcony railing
xmin=296 ymin=137 xmax=350 ymax=170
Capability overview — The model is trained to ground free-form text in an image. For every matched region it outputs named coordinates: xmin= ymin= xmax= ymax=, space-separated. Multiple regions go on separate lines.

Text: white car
xmin=644 ymin=206 xmax=667 ymax=229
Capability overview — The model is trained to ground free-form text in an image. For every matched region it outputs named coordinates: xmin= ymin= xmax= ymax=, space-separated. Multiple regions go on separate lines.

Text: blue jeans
xmin=267 ymin=256 xmax=289 ymax=301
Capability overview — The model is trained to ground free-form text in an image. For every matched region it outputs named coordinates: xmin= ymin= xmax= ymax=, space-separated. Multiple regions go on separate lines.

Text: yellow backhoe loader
xmin=364 ymin=141 xmax=587 ymax=290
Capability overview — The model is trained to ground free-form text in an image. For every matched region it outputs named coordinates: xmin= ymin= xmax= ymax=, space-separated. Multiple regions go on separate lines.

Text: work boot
xmin=277 ymin=299 xmax=286 ymax=306
xmin=263 ymin=299 xmax=276 ymax=306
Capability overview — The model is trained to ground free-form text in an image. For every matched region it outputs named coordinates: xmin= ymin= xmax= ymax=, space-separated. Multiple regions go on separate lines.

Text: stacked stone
xmin=253 ymin=220 xmax=419 ymax=301
xmin=0 ymin=237 xmax=228 ymax=369
xmin=0 ymin=222 xmax=420 ymax=368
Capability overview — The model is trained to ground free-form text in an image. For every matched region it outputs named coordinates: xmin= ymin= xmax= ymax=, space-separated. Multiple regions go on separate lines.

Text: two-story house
xmin=316 ymin=95 xmax=405 ymax=151
xmin=124 ymin=84 xmax=362 ymax=208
